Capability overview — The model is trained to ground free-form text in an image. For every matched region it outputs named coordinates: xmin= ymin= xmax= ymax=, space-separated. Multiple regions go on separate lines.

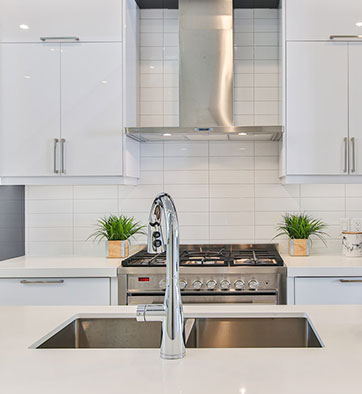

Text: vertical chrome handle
xmin=351 ymin=137 xmax=356 ymax=173
xmin=60 ymin=138 xmax=66 ymax=174
xmin=53 ymin=138 xmax=59 ymax=174
xmin=344 ymin=137 xmax=348 ymax=173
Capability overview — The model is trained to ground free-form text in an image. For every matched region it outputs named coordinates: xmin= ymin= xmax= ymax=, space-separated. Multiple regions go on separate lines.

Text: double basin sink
xmin=36 ymin=316 xmax=323 ymax=349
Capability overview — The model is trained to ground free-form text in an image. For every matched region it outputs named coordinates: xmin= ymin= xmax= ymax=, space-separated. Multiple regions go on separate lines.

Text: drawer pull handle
xmin=40 ymin=37 xmax=80 ymax=42
xmin=20 ymin=280 xmax=65 ymax=284
xmin=339 ymin=279 xmax=362 ymax=283
xmin=330 ymin=35 xmax=362 ymax=40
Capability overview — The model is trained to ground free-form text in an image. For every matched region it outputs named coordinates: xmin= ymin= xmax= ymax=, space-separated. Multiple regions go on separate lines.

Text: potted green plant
xmin=274 ymin=213 xmax=328 ymax=256
xmin=89 ymin=215 xmax=146 ymax=258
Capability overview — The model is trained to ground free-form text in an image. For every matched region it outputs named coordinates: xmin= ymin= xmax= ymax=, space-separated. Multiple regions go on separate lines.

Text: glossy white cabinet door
xmin=0 ymin=277 xmax=110 ymax=305
xmin=295 ymin=277 xmax=362 ymax=305
xmin=286 ymin=42 xmax=348 ymax=175
xmin=60 ymin=43 xmax=123 ymax=176
xmin=286 ymin=0 xmax=362 ymax=41
xmin=348 ymin=43 xmax=362 ymax=175
xmin=0 ymin=0 xmax=122 ymax=42
xmin=0 ymin=43 xmax=61 ymax=176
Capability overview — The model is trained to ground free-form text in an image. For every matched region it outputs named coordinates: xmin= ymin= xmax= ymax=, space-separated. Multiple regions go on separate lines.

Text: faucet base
xmin=161 ymin=351 xmax=186 ymax=360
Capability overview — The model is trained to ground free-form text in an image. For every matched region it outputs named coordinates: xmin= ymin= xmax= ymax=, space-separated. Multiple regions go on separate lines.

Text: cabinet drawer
xmin=0 ymin=278 xmax=110 ymax=305
xmin=0 ymin=0 xmax=122 ymax=42
xmin=286 ymin=0 xmax=362 ymax=41
xmin=295 ymin=277 xmax=362 ymax=305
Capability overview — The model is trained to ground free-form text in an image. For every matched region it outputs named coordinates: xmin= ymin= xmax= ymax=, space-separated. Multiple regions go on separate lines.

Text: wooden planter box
xmin=108 ymin=240 xmax=129 ymax=258
xmin=288 ymin=239 xmax=311 ymax=256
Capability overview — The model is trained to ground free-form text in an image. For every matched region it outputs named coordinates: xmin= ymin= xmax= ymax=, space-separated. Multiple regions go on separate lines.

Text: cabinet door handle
xmin=351 ymin=137 xmax=356 ymax=173
xmin=330 ymin=35 xmax=362 ymax=40
xmin=60 ymin=138 xmax=66 ymax=174
xmin=40 ymin=37 xmax=80 ymax=42
xmin=339 ymin=279 xmax=362 ymax=283
xmin=20 ymin=280 xmax=64 ymax=284
xmin=344 ymin=137 xmax=349 ymax=173
xmin=53 ymin=138 xmax=59 ymax=174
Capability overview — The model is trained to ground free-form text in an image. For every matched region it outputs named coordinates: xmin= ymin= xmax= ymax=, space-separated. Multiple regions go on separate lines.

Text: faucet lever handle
xmin=136 ymin=304 xmax=165 ymax=322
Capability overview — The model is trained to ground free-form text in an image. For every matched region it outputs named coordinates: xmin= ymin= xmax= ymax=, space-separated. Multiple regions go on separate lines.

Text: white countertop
xmin=282 ymin=253 xmax=362 ymax=277
xmin=2 ymin=247 xmax=362 ymax=278
xmin=1 ymin=304 xmax=362 ymax=394
xmin=0 ymin=256 xmax=122 ymax=277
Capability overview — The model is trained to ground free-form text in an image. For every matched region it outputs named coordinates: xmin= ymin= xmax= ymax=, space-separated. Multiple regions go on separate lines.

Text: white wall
xmin=25 ymin=140 xmax=355 ymax=256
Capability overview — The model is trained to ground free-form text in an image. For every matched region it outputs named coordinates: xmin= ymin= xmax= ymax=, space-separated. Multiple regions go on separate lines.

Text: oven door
xmin=127 ymin=291 xmax=278 ymax=305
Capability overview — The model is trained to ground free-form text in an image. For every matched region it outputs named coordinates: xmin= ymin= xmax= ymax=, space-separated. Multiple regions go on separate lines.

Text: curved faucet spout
xmin=136 ymin=193 xmax=185 ymax=360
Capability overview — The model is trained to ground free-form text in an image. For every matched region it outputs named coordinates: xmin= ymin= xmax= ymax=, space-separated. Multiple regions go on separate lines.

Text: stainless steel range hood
xmin=126 ymin=0 xmax=283 ymax=142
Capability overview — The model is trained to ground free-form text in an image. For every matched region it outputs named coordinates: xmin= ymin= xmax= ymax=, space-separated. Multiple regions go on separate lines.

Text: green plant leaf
xmin=88 ymin=215 xmax=146 ymax=243
xmin=273 ymin=213 xmax=328 ymax=245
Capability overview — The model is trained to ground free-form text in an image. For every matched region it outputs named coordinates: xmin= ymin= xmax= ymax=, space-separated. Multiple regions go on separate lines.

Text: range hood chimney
xmin=179 ymin=0 xmax=233 ymax=128
xmin=126 ymin=0 xmax=283 ymax=142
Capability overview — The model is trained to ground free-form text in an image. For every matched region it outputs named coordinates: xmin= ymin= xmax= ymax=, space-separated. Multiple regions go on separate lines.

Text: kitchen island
xmin=1 ymin=304 xmax=362 ymax=394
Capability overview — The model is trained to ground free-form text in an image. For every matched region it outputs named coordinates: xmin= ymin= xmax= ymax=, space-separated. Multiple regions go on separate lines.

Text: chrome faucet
xmin=136 ymin=193 xmax=185 ymax=360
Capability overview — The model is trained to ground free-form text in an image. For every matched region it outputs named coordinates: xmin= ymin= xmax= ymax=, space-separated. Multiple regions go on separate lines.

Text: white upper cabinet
xmin=0 ymin=0 xmax=122 ymax=43
xmin=286 ymin=42 xmax=349 ymax=175
xmin=0 ymin=43 xmax=61 ymax=177
xmin=61 ymin=43 xmax=123 ymax=176
xmin=286 ymin=0 xmax=362 ymax=41
xmin=348 ymin=43 xmax=362 ymax=175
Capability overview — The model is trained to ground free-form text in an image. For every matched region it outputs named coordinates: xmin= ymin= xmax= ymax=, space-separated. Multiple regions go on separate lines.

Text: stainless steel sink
xmin=37 ymin=318 xmax=162 ymax=349
xmin=185 ymin=317 xmax=323 ymax=348
xmin=36 ymin=316 xmax=323 ymax=349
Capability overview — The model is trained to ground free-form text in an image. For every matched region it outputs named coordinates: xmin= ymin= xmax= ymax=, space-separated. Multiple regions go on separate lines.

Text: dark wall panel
xmin=0 ymin=186 xmax=25 ymax=261
xmin=135 ymin=0 xmax=279 ymax=9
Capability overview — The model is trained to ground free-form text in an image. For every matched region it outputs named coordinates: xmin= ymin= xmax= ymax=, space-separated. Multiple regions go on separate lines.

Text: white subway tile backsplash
xmin=28 ymin=213 xmax=73 ymax=228
xmin=209 ymin=184 xmax=254 ymax=198
xmin=255 ymin=170 xmax=280 ymax=184
xmin=140 ymin=47 xmax=164 ymax=61
xmin=255 ymin=32 xmax=278 ymax=46
xmin=164 ymin=170 xmax=208 ymax=185
xmin=234 ymin=88 xmax=254 ymax=102
xmin=254 ymin=9 xmax=279 ymax=19
xmin=301 ymin=198 xmax=345 ymax=212
xmin=140 ymin=32 xmax=163 ymax=47
xmin=234 ymin=60 xmax=254 ymax=74
xmin=141 ymin=142 xmax=163 ymax=157
xmin=234 ymin=33 xmax=254 ymax=46
xmin=140 ymin=18 xmax=163 ymax=33
xmin=210 ymin=170 xmax=254 ymax=184
xmin=209 ymin=157 xmax=254 ymax=171
xmin=255 ymin=87 xmax=278 ymax=101
xmin=28 ymin=200 xmax=72 ymax=214
xmin=255 ymin=115 xmax=280 ymax=126
xmin=233 ymin=101 xmax=254 ymax=115
xmin=164 ymin=157 xmax=208 ymax=171
xmin=164 ymin=185 xmax=208 ymax=199
xmin=28 ymin=242 xmax=73 ymax=256
xmin=29 ymin=227 xmax=73 ymax=242
xmin=140 ymin=73 xmax=163 ymax=87
xmin=234 ymin=9 xmax=254 ymax=19
xmin=140 ymin=60 xmax=163 ymax=74
xmin=255 ymin=184 xmax=299 ymax=198
xmin=301 ymin=184 xmax=345 ymax=198
xmin=141 ymin=9 xmax=163 ymax=19
xmin=27 ymin=186 xmax=72 ymax=200
xmin=164 ymin=142 xmax=208 ymax=157
xmin=255 ymin=73 xmax=279 ymax=87
xmin=234 ymin=19 xmax=254 ymax=33
xmin=140 ymin=157 xmax=163 ymax=171
xmin=210 ymin=212 xmax=254 ymax=226
xmin=255 ymin=157 xmax=279 ymax=170
xmin=164 ymin=33 xmax=178 ymax=46
xmin=140 ymin=101 xmax=164 ymax=115
xmin=255 ymin=198 xmax=299 ymax=212
xmin=210 ymin=198 xmax=254 ymax=212
xmin=210 ymin=226 xmax=254 ymax=241
xmin=234 ymin=46 xmax=254 ymax=60
xmin=234 ymin=74 xmax=254 ymax=87
xmin=254 ymin=18 xmax=279 ymax=32
xmin=346 ymin=184 xmax=362 ymax=197
xmin=140 ymin=87 xmax=163 ymax=101
xmin=73 ymin=199 xmax=118 ymax=214
xmin=73 ymin=185 xmax=118 ymax=200
xmin=209 ymin=141 xmax=254 ymax=157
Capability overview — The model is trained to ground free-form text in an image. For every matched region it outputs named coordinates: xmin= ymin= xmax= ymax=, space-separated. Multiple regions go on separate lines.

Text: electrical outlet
xmin=340 ymin=218 xmax=350 ymax=232
xmin=351 ymin=218 xmax=362 ymax=232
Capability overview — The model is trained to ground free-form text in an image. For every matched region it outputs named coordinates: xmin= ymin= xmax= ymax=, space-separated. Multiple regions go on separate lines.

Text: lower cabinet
xmin=294 ymin=277 xmax=362 ymax=305
xmin=0 ymin=277 xmax=110 ymax=305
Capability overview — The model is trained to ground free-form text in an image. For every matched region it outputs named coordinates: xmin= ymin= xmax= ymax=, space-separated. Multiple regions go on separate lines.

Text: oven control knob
xmin=220 ymin=279 xmax=231 ymax=290
xmin=159 ymin=279 xmax=166 ymax=290
xmin=248 ymin=279 xmax=259 ymax=290
xmin=192 ymin=280 xmax=203 ymax=290
xmin=206 ymin=279 xmax=217 ymax=290
xmin=179 ymin=279 xmax=187 ymax=290
xmin=234 ymin=280 xmax=245 ymax=290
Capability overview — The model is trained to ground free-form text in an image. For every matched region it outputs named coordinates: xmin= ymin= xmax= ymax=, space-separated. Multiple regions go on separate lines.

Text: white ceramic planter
xmin=342 ymin=232 xmax=362 ymax=257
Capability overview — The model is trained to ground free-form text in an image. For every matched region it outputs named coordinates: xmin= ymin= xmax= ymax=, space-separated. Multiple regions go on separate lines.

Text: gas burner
xmin=233 ymin=258 xmax=278 ymax=266
xmin=181 ymin=258 xmax=227 ymax=266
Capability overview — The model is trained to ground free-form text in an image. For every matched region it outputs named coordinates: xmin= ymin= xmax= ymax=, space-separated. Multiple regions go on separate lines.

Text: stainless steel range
xmin=118 ymin=244 xmax=286 ymax=305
